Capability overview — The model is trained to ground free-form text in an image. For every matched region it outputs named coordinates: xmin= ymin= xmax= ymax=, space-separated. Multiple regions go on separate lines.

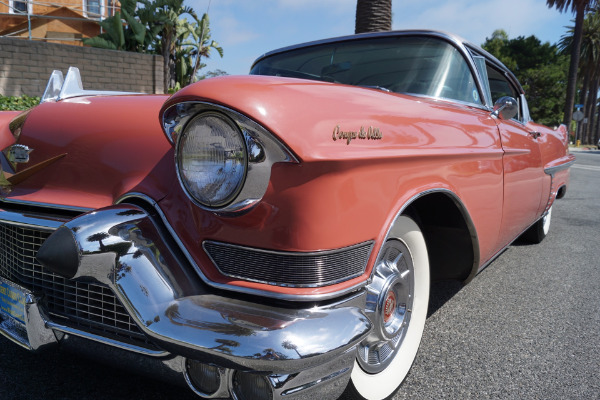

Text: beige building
xmin=0 ymin=0 xmax=120 ymax=46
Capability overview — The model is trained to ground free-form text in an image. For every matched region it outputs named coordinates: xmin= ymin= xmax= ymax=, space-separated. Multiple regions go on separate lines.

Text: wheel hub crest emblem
xmin=383 ymin=291 xmax=396 ymax=323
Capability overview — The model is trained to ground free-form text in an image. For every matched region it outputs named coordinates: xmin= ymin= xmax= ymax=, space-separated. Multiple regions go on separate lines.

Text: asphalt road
xmin=394 ymin=149 xmax=600 ymax=400
xmin=1 ymin=150 xmax=599 ymax=400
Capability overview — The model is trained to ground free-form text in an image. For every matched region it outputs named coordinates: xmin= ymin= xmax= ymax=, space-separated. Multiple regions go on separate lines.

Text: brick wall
xmin=0 ymin=38 xmax=163 ymax=96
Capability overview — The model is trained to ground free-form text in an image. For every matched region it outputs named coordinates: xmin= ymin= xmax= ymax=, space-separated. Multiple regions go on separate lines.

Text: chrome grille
xmin=204 ymin=241 xmax=373 ymax=287
xmin=0 ymin=222 xmax=155 ymax=349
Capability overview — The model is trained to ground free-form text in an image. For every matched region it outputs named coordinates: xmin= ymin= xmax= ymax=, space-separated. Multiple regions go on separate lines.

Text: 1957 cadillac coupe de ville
xmin=0 ymin=31 xmax=574 ymax=400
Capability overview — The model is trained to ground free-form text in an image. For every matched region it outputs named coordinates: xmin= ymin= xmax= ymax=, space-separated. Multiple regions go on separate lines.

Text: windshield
xmin=251 ymin=36 xmax=482 ymax=105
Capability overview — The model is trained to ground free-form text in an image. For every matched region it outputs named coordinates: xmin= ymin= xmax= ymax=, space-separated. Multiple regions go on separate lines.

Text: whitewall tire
xmin=346 ymin=215 xmax=430 ymax=400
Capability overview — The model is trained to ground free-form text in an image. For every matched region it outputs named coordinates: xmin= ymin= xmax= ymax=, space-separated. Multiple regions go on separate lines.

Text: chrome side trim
xmin=117 ymin=193 xmax=370 ymax=302
xmin=53 ymin=203 xmax=371 ymax=373
xmin=544 ymin=159 xmax=576 ymax=177
xmin=46 ymin=321 xmax=168 ymax=357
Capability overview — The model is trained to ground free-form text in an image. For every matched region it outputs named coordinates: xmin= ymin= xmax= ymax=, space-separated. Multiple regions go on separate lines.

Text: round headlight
xmin=177 ymin=112 xmax=248 ymax=208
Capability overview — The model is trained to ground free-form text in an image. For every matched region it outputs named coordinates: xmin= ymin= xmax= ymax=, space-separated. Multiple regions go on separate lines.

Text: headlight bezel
xmin=163 ymin=102 xmax=297 ymax=214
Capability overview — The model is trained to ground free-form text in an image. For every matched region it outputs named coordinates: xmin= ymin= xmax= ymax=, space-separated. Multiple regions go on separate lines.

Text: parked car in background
xmin=0 ymin=31 xmax=574 ymax=400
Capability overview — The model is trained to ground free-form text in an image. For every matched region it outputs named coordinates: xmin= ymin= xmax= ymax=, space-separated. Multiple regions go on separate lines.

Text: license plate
xmin=0 ymin=279 xmax=27 ymax=325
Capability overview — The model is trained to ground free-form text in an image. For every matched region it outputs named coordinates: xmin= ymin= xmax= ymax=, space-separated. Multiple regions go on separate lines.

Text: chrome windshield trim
xmin=46 ymin=321 xmax=168 ymax=357
xmin=117 ymin=193 xmax=369 ymax=301
xmin=253 ymin=30 xmax=469 ymax=66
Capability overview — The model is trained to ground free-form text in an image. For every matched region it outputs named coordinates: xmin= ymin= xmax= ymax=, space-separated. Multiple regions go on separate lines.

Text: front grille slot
xmin=204 ymin=240 xmax=373 ymax=287
xmin=0 ymin=222 xmax=156 ymax=349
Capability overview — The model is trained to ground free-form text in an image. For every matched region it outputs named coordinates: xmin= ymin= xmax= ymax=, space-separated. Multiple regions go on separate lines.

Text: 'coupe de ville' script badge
xmin=332 ymin=125 xmax=383 ymax=145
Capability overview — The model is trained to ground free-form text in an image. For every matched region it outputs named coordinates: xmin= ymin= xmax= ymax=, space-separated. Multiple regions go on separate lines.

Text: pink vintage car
xmin=0 ymin=31 xmax=574 ymax=400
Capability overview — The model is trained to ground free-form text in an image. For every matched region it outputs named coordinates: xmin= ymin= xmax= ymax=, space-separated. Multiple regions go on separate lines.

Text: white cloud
xmin=275 ymin=0 xmax=350 ymax=13
xmin=216 ymin=15 xmax=262 ymax=46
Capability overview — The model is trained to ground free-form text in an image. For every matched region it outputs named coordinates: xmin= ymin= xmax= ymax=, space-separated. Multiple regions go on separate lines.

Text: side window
xmin=83 ymin=0 xmax=103 ymax=17
xmin=485 ymin=65 xmax=522 ymax=122
xmin=9 ymin=0 xmax=29 ymax=13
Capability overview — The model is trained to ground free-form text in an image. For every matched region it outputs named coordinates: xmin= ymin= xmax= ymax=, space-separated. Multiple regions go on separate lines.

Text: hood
xmin=0 ymin=94 xmax=173 ymax=210
xmin=162 ymin=75 xmax=489 ymax=163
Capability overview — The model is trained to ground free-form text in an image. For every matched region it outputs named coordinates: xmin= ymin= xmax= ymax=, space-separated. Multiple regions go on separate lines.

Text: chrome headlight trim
xmin=164 ymin=102 xmax=298 ymax=214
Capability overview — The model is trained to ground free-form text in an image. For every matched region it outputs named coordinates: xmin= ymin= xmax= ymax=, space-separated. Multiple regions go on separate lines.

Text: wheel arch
xmin=402 ymin=189 xmax=480 ymax=283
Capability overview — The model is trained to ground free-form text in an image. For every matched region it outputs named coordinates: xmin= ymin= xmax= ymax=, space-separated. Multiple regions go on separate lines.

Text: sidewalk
xmin=569 ymin=146 xmax=599 ymax=153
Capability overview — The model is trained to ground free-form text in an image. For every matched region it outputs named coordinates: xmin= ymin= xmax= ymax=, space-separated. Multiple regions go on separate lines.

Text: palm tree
xmin=140 ymin=0 xmax=199 ymax=92
xmin=546 ymin=0 xmax=598 ymax=131
xmin=355 ymin=0 xmax=392 ymax=34
xmin=172 ymin=13 xmax=223 ymax=88
xmin=188 ymin=13 xmax=223 ymax=84
xmin=559 ymin=7 xmax=600 ymax=143
xmin=578 ymin=10 xmax=600 ymax=144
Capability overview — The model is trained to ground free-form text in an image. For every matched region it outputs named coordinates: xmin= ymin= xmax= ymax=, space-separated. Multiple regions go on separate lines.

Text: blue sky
xmin=188 ymin=0 xmax=575 ymax=76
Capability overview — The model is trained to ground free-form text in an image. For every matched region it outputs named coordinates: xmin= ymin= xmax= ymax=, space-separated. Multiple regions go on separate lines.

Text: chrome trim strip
xmin=0 ymin=209 xmax=66 ymax=231
xmin=545 ymin=159 xmax=576 ymax=177
xmin=46 ymin=321 xmax=168 ymax=357
xmin=0 ymin=198 xmax=93 ymax=213
xmin=117 ymin=193 xmax=369 ymax=301
xmin=281 ymin=367 xmax=350 ymax=396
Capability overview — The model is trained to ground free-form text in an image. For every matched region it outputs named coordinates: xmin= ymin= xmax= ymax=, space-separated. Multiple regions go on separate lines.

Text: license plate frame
xmin=0 ymin=277 xmax=28 ymax=326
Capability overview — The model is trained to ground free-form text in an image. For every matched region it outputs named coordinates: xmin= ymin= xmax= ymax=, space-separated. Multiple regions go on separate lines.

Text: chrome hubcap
xmin=357 ymin=239 xmax=414 ymax=374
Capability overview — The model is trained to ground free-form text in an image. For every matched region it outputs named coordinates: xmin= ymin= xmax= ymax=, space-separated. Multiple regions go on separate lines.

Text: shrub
xmin=0 ymin=95 xmax=41 ymax=111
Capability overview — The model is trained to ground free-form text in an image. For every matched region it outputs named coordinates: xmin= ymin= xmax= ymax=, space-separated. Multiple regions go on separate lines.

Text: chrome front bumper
xmin=0 ymin=204 xmax=372 ymax=399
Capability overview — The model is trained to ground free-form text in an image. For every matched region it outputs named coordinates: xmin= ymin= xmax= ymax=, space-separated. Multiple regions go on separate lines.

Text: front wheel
xmin=344 ymin=215 xmax=430 ymax=400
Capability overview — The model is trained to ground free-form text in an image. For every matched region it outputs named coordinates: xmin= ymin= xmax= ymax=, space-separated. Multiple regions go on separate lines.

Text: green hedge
xmin=0 ymin=95 xmax=40 ymax=111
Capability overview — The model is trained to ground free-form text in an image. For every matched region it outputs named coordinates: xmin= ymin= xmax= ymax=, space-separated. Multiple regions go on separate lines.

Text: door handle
xmin=529 ymin=131 xmax=541 ymax=139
